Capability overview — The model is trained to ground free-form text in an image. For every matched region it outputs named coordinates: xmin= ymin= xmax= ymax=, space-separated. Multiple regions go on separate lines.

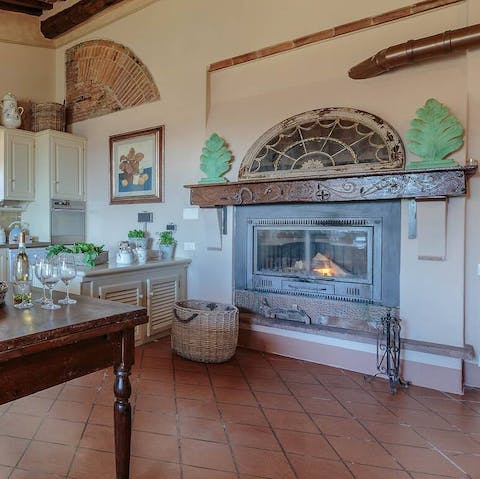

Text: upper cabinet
xmin=23 ymin=129 xmax=87 ymax=242
xmin=0 ymin=128 xmax=35 ymax=202
xmin=36 ymin=130 xmax=86 ymax=202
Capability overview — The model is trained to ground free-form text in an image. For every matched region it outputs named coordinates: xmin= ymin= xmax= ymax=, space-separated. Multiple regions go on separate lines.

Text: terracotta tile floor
xmin=1 ymin=337 xmax=480 ymax=478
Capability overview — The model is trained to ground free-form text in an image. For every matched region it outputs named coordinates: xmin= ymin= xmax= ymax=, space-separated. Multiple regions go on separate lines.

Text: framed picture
xmin=109 ymin=125 xmax=164 ymax=204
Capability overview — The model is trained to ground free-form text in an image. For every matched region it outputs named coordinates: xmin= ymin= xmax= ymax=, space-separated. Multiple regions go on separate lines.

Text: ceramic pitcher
xmin=1 ymin=92 xmax=23 ymax=129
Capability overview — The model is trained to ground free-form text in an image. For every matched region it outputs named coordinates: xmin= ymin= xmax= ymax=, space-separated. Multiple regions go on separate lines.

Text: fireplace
xmin=234 ymin=201 xmax=401 ymax=329
xmin=248 ymin=217 xmax=381 ymax=302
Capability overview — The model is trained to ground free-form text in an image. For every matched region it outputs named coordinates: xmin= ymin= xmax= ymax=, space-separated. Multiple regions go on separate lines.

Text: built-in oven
xmin=50 ymin=199 xmax=86 ymax=245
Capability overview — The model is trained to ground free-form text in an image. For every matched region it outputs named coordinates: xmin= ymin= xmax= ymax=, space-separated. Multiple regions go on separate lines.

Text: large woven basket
xmin=172 ymin=300 xmax=239 ymax=363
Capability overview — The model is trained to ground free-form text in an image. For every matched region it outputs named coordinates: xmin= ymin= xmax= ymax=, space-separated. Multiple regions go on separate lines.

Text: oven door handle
xmin=51 ymin=208 xmax=85 ymax=212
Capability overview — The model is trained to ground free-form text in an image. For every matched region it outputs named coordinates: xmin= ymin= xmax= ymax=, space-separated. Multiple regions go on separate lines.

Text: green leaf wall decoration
xmin=198 ymin=133 xmax=233 ymax=184
xmin=406 ymin=98 xmax=464 ymax=170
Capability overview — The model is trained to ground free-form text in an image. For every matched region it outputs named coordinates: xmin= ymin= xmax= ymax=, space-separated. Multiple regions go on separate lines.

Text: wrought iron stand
xmin=366 ymin=310 xmax=410 ymax=394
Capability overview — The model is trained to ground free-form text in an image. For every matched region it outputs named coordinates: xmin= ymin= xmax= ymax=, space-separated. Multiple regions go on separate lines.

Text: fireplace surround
xmin=234 ymin=201 xmax=401 ymax=331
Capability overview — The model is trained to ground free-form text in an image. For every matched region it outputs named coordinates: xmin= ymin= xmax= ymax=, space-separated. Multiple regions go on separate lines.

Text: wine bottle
xmin=13 ymin=231 xmax=32 ymax=308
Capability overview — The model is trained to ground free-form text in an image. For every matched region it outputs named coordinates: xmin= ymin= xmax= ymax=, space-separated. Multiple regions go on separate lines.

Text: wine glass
xmin=40 ymin=258 xmax=61 ymax=310
xmin=58 ymin=254 xmax=77 ymax=305
xmin=13 ymin=280 xmax=33 ymax=309
xmin=33 ymin=256 xmax=48 ymax=304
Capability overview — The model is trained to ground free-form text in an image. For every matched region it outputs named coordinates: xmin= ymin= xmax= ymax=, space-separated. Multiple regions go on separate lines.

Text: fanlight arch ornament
xmin=66 ymin=40 xmax=160 ymax=124
xmin=238 ymin=108 xmax=405 ymax=180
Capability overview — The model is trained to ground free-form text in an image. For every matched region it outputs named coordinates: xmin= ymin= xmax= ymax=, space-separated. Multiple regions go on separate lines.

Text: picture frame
xmin=109 ymin=125 xmax=164 ymax=204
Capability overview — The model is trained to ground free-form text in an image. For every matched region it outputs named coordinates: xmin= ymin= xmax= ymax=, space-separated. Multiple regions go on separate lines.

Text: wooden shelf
xmin=185 ymin=165 xmax=477 ymax=207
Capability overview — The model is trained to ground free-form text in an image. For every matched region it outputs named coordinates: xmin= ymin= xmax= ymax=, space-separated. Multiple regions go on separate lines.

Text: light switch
xmin=184 ymin=242 xmax=196 ymax=251
xmin=183 ymin=207 xmax=199 ymax=220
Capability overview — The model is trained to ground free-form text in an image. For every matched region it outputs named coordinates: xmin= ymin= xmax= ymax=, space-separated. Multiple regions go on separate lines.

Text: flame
xmin=313 ymin=267 xmax=333 ymax=277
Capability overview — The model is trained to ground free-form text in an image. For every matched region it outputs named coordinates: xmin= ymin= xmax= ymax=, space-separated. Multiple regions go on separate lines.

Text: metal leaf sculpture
xmin=198 ymin=133 xmax=233 ymax=184
xmin=406 ymin=98 xmax=463 ymax=169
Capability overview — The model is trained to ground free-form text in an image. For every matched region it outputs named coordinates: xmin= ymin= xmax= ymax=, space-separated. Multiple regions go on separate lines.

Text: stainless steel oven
xmin=50 ymin=199 xmax=86 ymax=245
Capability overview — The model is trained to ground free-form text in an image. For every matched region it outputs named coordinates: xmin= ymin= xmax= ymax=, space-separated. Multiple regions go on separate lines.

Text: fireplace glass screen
xmin=255 ymin=226 xmax=372 ymax=284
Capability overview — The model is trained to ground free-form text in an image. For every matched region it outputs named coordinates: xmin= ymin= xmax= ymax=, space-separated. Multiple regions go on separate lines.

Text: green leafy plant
xmin=406 ymin=98 xmax=464 ymax=169
xmin=198 ymin=133 xmax=233 ymax=184
xmin=127 ymin=229 xmax=145 ymax=238
xmin=157 ymin=231 xmax=177 ymax=246
xmin=47 ymin=242 xmax=105 ymax=267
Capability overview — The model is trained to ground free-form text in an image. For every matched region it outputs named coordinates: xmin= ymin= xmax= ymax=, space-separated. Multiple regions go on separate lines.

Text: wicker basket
xmin=31 ymin=102 xmax=65 ymax=132
xmin=172 ymin=300 xmax=239 ymax=363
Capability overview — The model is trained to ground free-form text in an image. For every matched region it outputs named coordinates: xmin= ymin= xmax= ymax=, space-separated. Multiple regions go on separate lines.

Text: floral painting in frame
xmin=110 ymin=125 xmax=164 ymax=204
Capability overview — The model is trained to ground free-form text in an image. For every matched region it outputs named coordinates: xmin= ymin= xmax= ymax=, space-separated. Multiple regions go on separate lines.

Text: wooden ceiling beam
xmin=0 ymin=0 xmax=41 ymax=15
xmin=2 ymin=0 xmax=52 ymax=10
xmin=41 ymin=0 xmax=125 ymax=39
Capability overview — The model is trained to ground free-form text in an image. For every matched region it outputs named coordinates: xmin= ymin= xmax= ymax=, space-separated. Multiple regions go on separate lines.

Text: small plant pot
xmin=159 ymin=244 xmax=175 ymax=260
xmin=131 ymin=237 xmax=148 ymax=249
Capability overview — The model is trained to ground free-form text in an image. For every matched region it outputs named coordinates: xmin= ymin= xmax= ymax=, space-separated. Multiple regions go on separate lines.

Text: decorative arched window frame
xmin=239 ymin=108 xmax=405 ymax=181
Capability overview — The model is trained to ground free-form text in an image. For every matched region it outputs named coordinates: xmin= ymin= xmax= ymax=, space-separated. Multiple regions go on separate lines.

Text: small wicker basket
xmin=31 ymin=102 xmax=66 ymax=132
xmin=172 ymin=300 xmax=239 ymax=363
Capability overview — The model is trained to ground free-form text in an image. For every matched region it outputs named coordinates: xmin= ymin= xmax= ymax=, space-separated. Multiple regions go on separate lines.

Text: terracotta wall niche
xmin=65 ymin=39 xmax=160 ymax=124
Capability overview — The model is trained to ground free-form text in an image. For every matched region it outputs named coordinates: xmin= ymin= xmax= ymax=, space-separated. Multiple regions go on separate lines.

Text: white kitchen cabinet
xmin=0 ymin=249 xmax=8 ymax=282
xmin=23 ymin=130 xmax=87 ymax=242
xmin=78 ymin=259 xmax=190 ymax=345
xmin=0 ymin=127 xmax=35 ymax=202
xmin=49 ymin=133 xmax=86 ymax=201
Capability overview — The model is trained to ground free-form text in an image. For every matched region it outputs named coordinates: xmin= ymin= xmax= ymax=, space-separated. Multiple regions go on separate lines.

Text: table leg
xmin=114 ymin=330 xmax=134 ymax=479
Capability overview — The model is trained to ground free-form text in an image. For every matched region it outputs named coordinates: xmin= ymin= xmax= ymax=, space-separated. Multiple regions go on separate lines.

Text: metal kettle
xmin=8 ymin=221 xmax=28 ymax=244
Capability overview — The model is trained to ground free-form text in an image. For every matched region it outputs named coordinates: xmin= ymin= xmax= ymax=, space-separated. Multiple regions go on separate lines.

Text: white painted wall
xmin=0 ymin=40 xmax=54 ymax=102
xmin=3 ymin=0 xmax=475 ymax=379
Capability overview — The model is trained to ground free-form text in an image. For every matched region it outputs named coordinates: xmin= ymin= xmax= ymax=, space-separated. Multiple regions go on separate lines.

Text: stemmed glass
xmin=40 ymin=258 xmax=61 ymax=310
xmin=58 ymin=254 xmax=77 ymax=305
xmin=33 ymin=256 xmax=48 ymax=304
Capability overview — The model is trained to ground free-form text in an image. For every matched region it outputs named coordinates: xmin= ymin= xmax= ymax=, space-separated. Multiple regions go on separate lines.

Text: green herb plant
xmin=157 ymin=231 xmax=177 ymax=246
xmin=127 ymin=229 xmax=145 ymax=238
xmin=46 ymin=242 xmax=105 ymax=267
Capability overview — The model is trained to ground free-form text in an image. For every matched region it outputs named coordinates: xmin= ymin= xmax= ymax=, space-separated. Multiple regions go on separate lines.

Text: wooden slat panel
xmin=147 ymin=278 xmax=177 ymax=337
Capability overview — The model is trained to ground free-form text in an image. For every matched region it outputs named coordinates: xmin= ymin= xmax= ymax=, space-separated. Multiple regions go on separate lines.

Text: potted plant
xmin=127 ymin=229 xmax=148 ymax=249
xmin=157 ymin=231 xmax=177 ymax=260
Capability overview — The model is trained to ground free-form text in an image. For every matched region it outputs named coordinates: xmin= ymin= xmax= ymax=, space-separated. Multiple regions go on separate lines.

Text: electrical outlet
xmin=184 ymin=242 xmax=196 ymax=251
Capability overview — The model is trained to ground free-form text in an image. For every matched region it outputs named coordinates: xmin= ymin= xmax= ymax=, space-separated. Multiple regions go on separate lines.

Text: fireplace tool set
xmin=365 ymin=309 xmax=410 ymax=395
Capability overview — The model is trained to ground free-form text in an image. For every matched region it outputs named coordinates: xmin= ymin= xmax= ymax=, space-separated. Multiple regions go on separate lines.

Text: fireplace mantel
xmin=186 ymin=165 xmax=477 ymax=207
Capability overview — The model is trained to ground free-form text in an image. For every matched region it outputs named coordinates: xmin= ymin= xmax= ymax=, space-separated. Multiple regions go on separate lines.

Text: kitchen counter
xmin=62 ymin=258 xmax=190 ymax=346
xmin=76 ymin=258 xmax=191 ymax=278
xmin=0 ymin=242 xmax=50 ymax=249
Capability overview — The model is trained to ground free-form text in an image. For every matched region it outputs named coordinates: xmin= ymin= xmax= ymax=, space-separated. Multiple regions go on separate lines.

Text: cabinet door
xmin=51 ymin=136 xmax=85 ymax=201
xmin=99 ymin=281 xmax=144 ymax=342
xmin=5 ymin=131 xmax=35 ymax=201
xmin=146 ymin=276 xmax=178 ymax=338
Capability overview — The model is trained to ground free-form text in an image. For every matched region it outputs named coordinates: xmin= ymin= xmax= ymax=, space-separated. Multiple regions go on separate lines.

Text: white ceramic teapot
xmin=1 ymin=92 xmax=23 ymax=129
xmin=116 ymin=240 xmax=134 ymax=265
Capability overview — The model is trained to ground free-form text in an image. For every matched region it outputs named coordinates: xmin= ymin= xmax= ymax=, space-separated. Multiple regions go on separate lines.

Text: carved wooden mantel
xmin=186 ymin=165 xmax=477 ymax=207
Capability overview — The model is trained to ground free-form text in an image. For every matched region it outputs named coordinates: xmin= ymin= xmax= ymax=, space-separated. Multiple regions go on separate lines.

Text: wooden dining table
xmin=0 ymin=290 xmax=148 ymax=479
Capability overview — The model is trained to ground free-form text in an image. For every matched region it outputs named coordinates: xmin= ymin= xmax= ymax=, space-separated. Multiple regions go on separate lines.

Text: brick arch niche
xmin=65 ymin=39 xmax=160 ymax=124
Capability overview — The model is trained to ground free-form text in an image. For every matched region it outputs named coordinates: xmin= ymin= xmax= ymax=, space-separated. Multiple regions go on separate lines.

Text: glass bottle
xmin=13 ymin=231 xmax=32 ymax=309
